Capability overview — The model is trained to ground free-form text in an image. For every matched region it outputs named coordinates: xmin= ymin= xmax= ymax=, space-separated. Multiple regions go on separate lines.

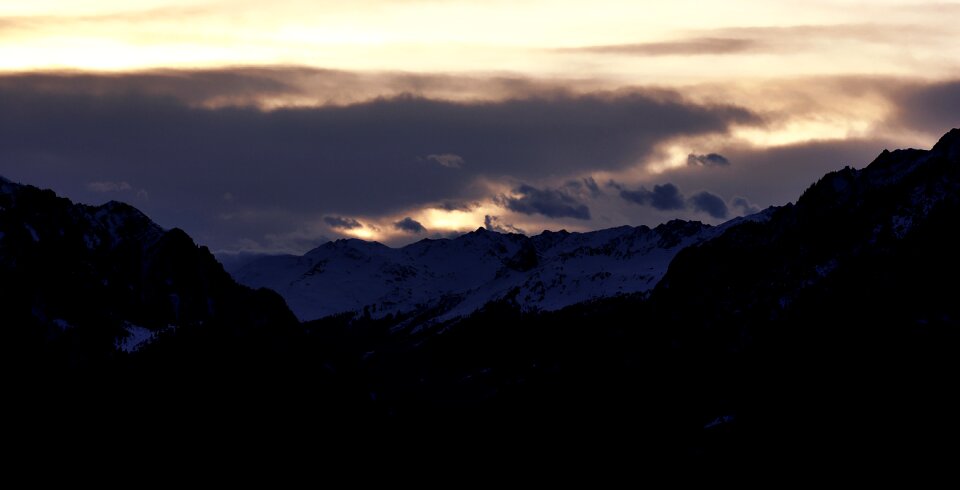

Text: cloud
xmin=562 ymin=37 xmax=756 ymax=56
xmin=891 ymin=80 xmax=960 ymax=134
xmin=323 ymin=216 xmax=362 ymax=230
xmin=660 ymin=137 xmax=907 ymax=210
xmin=0 ymin=69 xmax=760 ymax=251
xmin=616 ymin=182 xmax=730 ymax=218
xmin=731 ymin=196 xmax=760 ymax=215
xmin=437 ymin=200 xmax=478 ymax=211
xmin=689 ymin=191 xmax=728 ymax=219
xmin=705 ymin=23 xmax=949 ymax=46
xmin=556 ymin=24 xmax=945 ymax=59
xmin=1 ymin=67 xmax=944 ymax=253
xmin=563 ymin=176 xmax=602 ymax=197
xmin=0 ymin=68 xmax=600 ymax=108
xmin=394 ymin=217 xmax=426 ymax=233
xmin=484 ymin=215 xmax=526 ymax=235
xmin=583 ymin=177 xmax=601 ymax=196
xmin=87 ymin=181 xmax=132 ymax=192
xmin=0 ymin=69 xmax=298 ymax=109
xmin=618 ymin=183 xmax=686 ymax=211
xmin=425 ymin=153 xmax=465 ymax=169
xmin=0 ymin=5 xmax=219 ymax=30
xmin=687 ymin=153 xmax=731 ymax=167
xmin=502 ymin=184 xmax=591 ymax=220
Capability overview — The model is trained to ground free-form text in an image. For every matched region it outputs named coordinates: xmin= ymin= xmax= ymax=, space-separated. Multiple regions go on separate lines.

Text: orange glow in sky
xmin=2 ymin=1 xmax=957 ymax=79
xmin=3 ymin=1 xmax=957 ymax=248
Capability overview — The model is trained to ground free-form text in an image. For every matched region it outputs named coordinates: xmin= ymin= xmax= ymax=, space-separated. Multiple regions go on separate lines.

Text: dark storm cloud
xmin=323 ymin=216 xmax=362 ymax=230
xmin=617 ymin=183 xmax=686 ymax=211
xmin=583 ymin=177 xmax=601 ymax=196
xmin=731 ymin=197 xmax=760 ymax=215
xmin=613 ymin=180 xmax=737 ymax=219
xmin=0 ymin=68 xmax=586 ymax=107
xmin=437 ymin=200 xmax=478 ymax=211
xmin=687 ymin=153 xmax=731 ymax=167
xmin=891 ymin=80 xmax=960 ymax=134
xmin=502 ymin=184 xmax=591 ymax=220
xmin=563 ymin=177 xmax=602 ymax=197
xmin=689 ymin=191 xmax=728 ymax=219
xmin=561 ymin=37 xmax=756 ymax=56
xmin=394 ymin=217 xmax=426 ymax=233
xmin=484 ymin=215 xmax=526 ymax=235
xmin=0 ymin=69 xmax=298 ymax=107
xmin=0 ymin=70 xmax=758 ymax=250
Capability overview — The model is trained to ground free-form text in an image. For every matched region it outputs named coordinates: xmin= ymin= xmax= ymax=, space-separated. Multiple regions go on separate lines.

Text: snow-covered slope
xmin=233 ymin=216 xmax=770 ymax=323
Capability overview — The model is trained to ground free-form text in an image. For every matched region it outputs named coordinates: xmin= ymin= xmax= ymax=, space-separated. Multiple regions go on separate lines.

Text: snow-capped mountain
xmin=232 ymin=215 xmax=769 ymax=323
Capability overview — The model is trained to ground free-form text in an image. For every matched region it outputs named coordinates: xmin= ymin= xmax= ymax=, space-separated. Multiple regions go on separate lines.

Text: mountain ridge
xmin=2 ymin=129 xmax=959 ymax=460
xmin=231 ymin=214 xmax=760 ymax=323
xmin=0 ymin=178 xmax=298 ymax=368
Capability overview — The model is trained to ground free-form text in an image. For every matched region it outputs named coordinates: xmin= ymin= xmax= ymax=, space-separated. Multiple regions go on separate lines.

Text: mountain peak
xmin=331 ymin=237 xmax=389 ymax=250
xmin=932 ymin=127 xmax=960 ymax=159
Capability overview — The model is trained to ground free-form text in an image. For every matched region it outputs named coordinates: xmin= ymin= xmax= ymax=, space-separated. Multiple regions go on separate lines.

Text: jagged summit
xmin=233 ymin=217 xmax=725 ymax=323
xmin=0 ymin=180 xmax=296 ymax=360
xmin=658 ymin=127 xmax=960 ymax=323
xmin=932 ymin=127 xmax=960 ymax=159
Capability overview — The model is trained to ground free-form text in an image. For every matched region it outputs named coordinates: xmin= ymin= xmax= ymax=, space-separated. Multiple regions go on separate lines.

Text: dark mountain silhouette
xmin=0 ymin=179 xmax=361 ymax=443
xmin=0 ymin=178 xmax=297 ymax=368
xmin=642 ymin=128 xmax=960 ymax=458
xmin=2 ymin=129 xmax=959 ymax=463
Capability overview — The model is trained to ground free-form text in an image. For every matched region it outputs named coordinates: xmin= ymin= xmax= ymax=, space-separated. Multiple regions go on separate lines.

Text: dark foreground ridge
xmin=2 ymin=129 xmax=959 ymax=464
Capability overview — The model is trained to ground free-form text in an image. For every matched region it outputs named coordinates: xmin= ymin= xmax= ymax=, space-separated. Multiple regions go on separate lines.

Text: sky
xmin=1 ymin=0 xmax=959 ymax=252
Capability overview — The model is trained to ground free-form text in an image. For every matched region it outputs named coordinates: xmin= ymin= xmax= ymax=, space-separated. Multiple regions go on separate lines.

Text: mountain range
xmin=3 ymin=128 xmax=960 ymax=461
xmin=229 ymin=215 xmax=771 ymax=324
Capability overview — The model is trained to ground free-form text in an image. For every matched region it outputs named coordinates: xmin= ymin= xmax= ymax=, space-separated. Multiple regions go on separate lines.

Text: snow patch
xmin=704 ymin=415 xmax=735 ymax=429
xmin=84 ymin=233 xmax=101 ymax=250
xmin=115 ymin=324 xmax=156 ymax=353
xmin=891 ymin=215 xmax=913 ymax=239
xmin=115 ymin=323 xmax=177 ymax=353
xmin=24 ymin=224 xmax=39 ymax=242
xmin=814 ymin=259 xmax=838 ymax=278
xmin=235 ymin=222 xmax=719 ymax=323
xmin=52 ymin=318 xmax=73 ymax=331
